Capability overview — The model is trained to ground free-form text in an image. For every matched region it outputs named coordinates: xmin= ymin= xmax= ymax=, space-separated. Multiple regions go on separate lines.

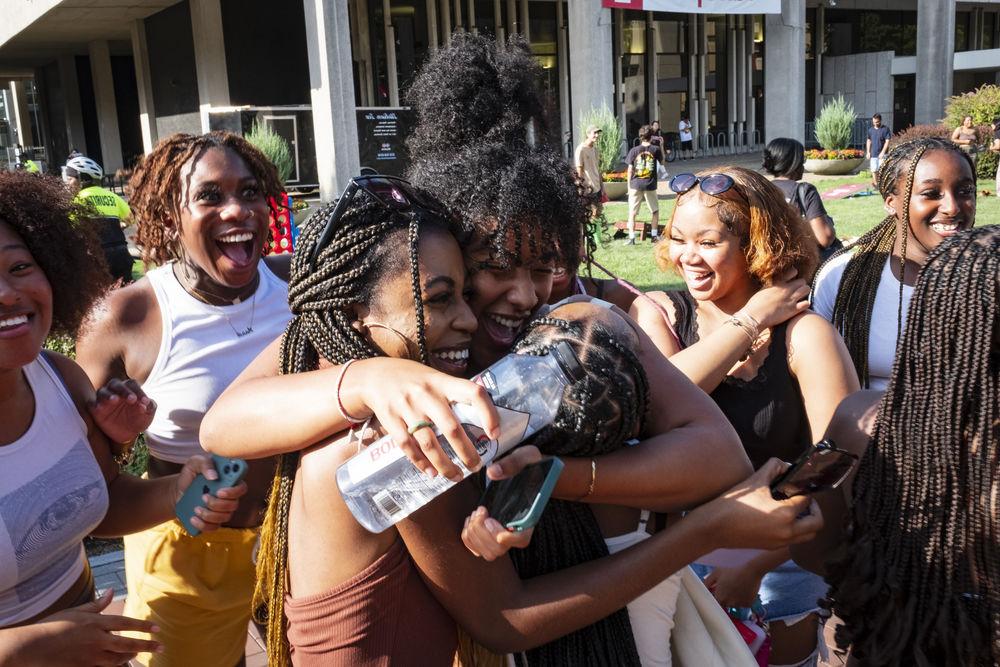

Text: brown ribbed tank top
xmin=284 ymin=538 xmax=457 ymax=666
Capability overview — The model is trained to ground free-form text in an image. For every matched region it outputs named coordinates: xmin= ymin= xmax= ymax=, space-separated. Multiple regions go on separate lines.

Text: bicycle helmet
xmin=64 ymin=156 xmax=104 ymax=182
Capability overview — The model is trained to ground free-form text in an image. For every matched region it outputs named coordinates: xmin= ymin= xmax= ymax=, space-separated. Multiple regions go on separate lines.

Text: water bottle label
xmin=475 ymin=370 xmax=498 ymax=394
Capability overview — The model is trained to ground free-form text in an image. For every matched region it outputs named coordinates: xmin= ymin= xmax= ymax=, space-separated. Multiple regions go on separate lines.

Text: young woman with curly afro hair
xmin=0 ymin=170 xmax=243 ymax=665
xmin=74 ymin=131 xmax=292 ymax=666
xmin=631 ymin=166 xmax=860 ymax=666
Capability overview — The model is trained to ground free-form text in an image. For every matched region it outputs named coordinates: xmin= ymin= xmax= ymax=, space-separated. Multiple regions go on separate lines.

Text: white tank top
xmin=142 ymin=262 xmax=291 ymax=463
xmin=0 ymin=356 xmax=109 ymax=625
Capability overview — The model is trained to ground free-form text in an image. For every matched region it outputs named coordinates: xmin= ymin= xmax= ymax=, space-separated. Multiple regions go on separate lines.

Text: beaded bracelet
xmin=335 ymin=359 xmax=367 ymax=424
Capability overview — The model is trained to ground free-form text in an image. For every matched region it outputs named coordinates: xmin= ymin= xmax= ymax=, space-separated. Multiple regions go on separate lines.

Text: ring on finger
xmin=407 ymin=420 xmax=435 ymax=435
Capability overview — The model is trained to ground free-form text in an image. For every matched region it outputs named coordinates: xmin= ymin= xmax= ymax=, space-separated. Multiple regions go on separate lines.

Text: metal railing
xmin=804 ymin=117 xmax=870 ymax=149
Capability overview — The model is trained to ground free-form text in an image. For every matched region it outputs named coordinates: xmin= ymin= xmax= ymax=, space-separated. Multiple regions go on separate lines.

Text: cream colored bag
xmin=670 ymin=566 xmax=758 ymax=667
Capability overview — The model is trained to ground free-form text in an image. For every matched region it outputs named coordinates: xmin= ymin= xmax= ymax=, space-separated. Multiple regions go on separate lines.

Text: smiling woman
xmin=74 ymin=131 xmax=294 ymax=666
xmin=811 ymin=136 xmax=977 ymax=390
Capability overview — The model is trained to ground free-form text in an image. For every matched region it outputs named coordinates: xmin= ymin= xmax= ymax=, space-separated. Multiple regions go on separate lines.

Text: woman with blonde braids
xmin=794 ymin=225 xmax=1000 ymax=666
xmin=811 ymin=137 xmax=976 ymax=389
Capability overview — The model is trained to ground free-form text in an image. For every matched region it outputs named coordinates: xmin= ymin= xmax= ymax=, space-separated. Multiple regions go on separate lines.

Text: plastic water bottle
xmin=337 ymin=341 xmax=584 ymax=533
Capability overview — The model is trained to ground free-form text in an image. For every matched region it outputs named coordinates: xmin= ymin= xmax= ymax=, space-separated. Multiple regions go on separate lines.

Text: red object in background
xmin=269 ymin=193 xmax=295 ymax=255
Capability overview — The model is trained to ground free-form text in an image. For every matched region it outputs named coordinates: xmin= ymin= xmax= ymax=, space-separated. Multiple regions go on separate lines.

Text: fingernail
xmin=151 ymin=625 xmax=161 ymax=633
xmin=155 ymin=644 xmax=165 ymax=653
xmin=423 ymin=467 xmax=437 ymax=478
xmin=202 ymin=494 xmax=211 ymax=504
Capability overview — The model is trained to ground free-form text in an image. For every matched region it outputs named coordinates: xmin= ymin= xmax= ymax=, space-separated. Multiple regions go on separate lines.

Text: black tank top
xmin=667 ymin=291 xmax=812 ymax=469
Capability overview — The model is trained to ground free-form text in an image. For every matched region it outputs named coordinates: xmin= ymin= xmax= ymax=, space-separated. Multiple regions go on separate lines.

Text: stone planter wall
xmin=804 ymin=157 xmax=865 ymax=175
xmin=603 ymin=181 xmax=627 ymax=200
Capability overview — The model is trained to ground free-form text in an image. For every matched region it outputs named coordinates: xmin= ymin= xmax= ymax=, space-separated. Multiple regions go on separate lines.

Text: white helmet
xmin=65 ymin=156 xmax=103 ymax=181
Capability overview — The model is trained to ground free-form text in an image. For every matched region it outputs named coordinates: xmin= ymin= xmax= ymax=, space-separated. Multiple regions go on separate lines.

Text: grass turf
xmin=590 ymin=174 xmax=1000 ymax=293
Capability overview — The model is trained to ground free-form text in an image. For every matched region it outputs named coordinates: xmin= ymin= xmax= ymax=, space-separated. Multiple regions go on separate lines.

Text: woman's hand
xmin=352 ymin=358 xmax=501 ymax=482
xmin=0 ymin=588 xmax=162 ymax=666
xmin=741 ymin=269 xmax=810 ymax=330
xmin=690 ymin=459 xmax=824 ymax=551
xmin=703 ymin=563 xmax=766 ymax=609
xmin=172 ymin=455 xmax=247 ymax=532
xmin=86 ymin=378 xmax=156 ymax=447
xmin=460 ymin=446 xmax=543 ymax=560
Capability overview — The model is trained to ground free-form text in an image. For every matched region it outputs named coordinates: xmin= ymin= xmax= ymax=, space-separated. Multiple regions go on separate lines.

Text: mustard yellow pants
xmin=123 ymin=519 xmax=258 ymax=666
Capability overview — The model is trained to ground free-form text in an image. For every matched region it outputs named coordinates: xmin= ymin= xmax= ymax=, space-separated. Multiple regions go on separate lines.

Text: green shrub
xmin=246 ymin=120 xmax=293 ymax=185
xmin=579 ymin=104 xmax=623 ymax=177
xmin=814 ymin=95 xmax=856 ymax=151
xmin=943 ymin=84 xmax=1000 ymax=130
xmin=977 ymin=148 xmax=999 ymax=181
xmin=893 ymin=123 xmax=950 ymax=144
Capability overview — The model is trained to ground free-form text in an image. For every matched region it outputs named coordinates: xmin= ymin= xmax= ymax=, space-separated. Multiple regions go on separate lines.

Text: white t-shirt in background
xmin=812 ymin=251 xmax=914 ymax=390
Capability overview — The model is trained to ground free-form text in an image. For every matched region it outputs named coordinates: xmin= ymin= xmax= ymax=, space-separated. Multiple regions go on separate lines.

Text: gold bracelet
xmin=113 ymin=438 xmax=135 ymax=467
xmin=578 ymin=458 xmax=597 ymax=501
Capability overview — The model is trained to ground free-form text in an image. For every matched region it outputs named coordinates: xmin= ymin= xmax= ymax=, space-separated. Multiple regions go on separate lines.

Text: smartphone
xmin=175 ymin=454 xmax=248 ymax=536
xmin=479 ymin=457 xmax=564 ymax=532
xmin=770 ymin=439 xmax=859 ymax=500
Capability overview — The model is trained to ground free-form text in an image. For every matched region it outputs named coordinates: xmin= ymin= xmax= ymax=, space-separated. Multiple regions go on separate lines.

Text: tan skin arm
xmin=790 ymin=390 xmax=881 ymax=575
xmin=399 ymin=459 xmax=822 ymax=654
xmin=46 ymin=352 xmax=242 ymax=537
xmin=952 ymin=126 xmax=973 ymax=146
xmin=807 ymin=215 xmax=837 ymax=249
xmin=629 ymin=276 xmax=810 ymax=394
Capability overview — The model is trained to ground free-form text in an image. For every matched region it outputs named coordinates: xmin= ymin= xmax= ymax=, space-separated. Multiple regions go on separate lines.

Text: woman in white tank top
xmin=0 ymin=171 xmax=242 ymax=664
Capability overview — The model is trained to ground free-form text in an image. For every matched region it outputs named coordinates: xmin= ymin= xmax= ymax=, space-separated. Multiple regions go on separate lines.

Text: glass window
xmin=955 ymin=11 xmax=970 ymax=52
xmin=984 ymin=13 xmax=996 ymax=50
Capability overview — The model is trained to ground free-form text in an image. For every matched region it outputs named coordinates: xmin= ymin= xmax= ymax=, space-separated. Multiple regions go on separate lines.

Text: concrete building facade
xmin=2 ymin=0 xmax=1000 ymax=201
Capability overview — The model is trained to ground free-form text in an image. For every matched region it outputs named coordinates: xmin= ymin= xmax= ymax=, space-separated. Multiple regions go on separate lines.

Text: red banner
xmin=601 ymin=0 xmax=781 ymax=13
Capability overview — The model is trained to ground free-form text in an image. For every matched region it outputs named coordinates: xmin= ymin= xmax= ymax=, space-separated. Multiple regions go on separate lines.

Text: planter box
xmin=804 ymin=157 xmax=865 ymax=175
xmin=603 ymin=181 xmax=628 ymax=200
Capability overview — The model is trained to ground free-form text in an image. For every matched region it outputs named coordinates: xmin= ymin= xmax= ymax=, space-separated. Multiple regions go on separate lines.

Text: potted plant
xmin=601 ymin=170 xmax=629 ymax=200
xmin=579 ymin=105 xmax=627 ymax=199
xmin=805 ymin=95 xmax=865 ymax=175
xmin=246 ymin=119 xmax=297 ymax=253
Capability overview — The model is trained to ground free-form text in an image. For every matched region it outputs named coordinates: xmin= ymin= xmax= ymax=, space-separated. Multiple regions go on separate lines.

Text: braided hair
xmin=507 ymin=307 xmax=650 ymax=667
xmin=824 ymin=225 xmax=1000 ymax=666
xmin=128 ymin=132 xmax=284 ymax=266
xmin=818 ymin=137 xmax=975 ymax=388
xmin=253 ymin=190 xmax=466 ymax=667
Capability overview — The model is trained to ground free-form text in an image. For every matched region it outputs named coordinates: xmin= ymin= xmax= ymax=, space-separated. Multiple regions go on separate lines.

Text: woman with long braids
xmin=630 ymin=166 xmax=859 ymax=666
xmin=793 ymin=225 xmax=1000 ymax=666
xmin=75 ymin=131 xmax=294 ymax=666
xmin=811 ymin=137 xmax=976 ymax=389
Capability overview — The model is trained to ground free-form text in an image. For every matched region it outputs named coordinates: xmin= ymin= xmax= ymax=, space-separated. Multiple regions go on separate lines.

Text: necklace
xmin=216 ymin=289 xmax=257 ymax=338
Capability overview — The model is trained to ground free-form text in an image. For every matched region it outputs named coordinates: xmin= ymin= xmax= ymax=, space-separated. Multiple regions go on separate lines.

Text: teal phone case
xmin=483 ymin=457 xmax=564 ymax=532
xmin=175 ymin=454 xmax=248 ymax=536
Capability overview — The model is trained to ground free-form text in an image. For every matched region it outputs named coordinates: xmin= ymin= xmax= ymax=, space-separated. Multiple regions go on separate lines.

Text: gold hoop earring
xmin=363 ymin=322 xmax=414 ymax=359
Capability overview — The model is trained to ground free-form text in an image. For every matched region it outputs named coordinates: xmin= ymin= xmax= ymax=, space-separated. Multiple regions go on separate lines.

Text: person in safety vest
xmin=63 ymin=155 xmax=134 ymax=284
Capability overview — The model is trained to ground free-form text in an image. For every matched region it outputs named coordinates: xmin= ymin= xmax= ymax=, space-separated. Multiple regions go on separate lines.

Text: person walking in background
xmin=678 ymin=115 xmax=694 ymax=159
xmin=763 ymin=137 xmax=842 ymax=264
xmin=989 ymin=116 xmax=1000 ymax=194
xmin=865 ymin=113 xmax=892 ymax=188
xmin=575 ymin=124 xmax=605 ymax=217
xmin=623 ymin=125 xmax=663 ymax=245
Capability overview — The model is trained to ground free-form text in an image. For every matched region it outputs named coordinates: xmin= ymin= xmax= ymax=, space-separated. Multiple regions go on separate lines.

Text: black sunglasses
xmin=669 ymin=172 xmax=736 ymax=197
xmin=309 ymin=174 xmax=452 ymax=265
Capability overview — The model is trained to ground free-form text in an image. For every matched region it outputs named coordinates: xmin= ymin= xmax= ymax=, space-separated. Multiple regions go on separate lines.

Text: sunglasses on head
xmin=669 ymin=172 xmax=736 ymax=197
xmin=309 ymin=174 xmax=452 ymax=265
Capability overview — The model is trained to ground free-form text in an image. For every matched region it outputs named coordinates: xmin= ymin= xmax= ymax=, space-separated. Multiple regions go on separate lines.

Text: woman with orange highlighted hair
xmin=630 ymin=167 xmax=859 ymax=666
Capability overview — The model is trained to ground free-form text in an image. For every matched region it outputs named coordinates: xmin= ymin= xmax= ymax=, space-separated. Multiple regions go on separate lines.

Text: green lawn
xmin=590 ymin=174 xmax=1000 ymax=292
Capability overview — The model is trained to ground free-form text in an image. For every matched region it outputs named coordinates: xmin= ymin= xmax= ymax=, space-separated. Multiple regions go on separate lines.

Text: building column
xmin=697 ymin=15 xmax=708 ymax=149
xmin=494 ymin=0 xmax=504 ymax=43
xmin=190 ymin=0 xmax=230 ymax=133
xmin=567 ymin=1 xmax=613 ymax=147
xmin=687 ymin=14 xmax=698 ymax=145
xmin=519 ymin=0 xmax=529 ymax=42
xmin=764 ymin=0 xmax=805 ymax=143
xmin=556 ymin=0 xmax=570 ymax=155
xmin=814 ymin=3 xmax=825 ymax=121
xmin=915 ymin=0 xmax=955 ymax=125
xmin=727 ymin=16 xmax=737 ymax=147
xmin=130 ymin=20 xmax=158 ymax=154
xmin=88 ymin=40 xmax=124 ymax=172
xmin=383 ymin=0 xmax=399 ymax=105
xmin=56 ymin=56 xmax=87 ymax=153
xmin=352 ymin=0 xmax=375 ymax=105
xmin=427 ymin=0 xmax=439 ymax=50
xmin=8 ymin=80 xmax=34 ymax=146
xmin=303 ymin=0 xmax=361 ymax=202
xmin=467 ymin=0 xmax=476 ymax=34
xmin=506 ymin=0 xmax=516 ymax=36
xmin=646 ymin=12 xmax=657 ymax=125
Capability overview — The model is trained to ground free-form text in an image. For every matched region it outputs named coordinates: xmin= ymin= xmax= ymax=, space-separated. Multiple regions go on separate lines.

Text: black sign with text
xmin=356 ymin=108 xmax=414 ymax=177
